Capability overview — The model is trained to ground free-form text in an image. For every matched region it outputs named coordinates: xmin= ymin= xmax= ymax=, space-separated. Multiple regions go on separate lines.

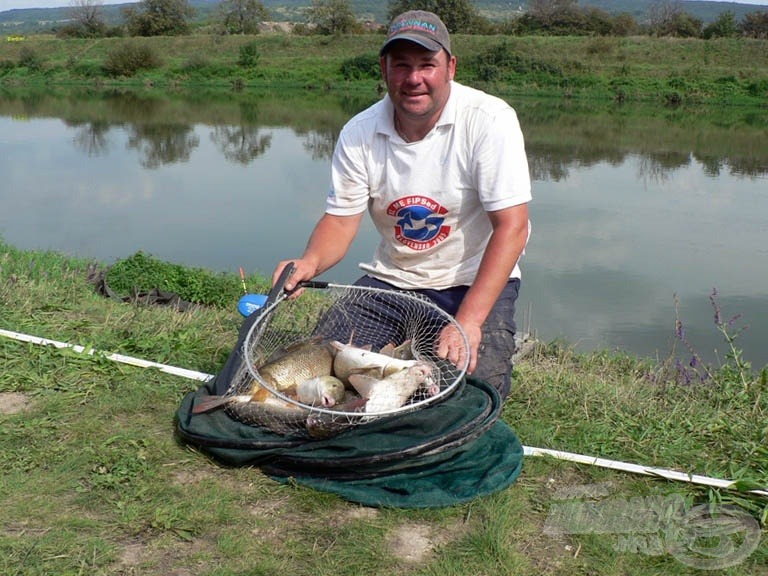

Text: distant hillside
xmin=1 ymin=0 xmax=766 ymax=35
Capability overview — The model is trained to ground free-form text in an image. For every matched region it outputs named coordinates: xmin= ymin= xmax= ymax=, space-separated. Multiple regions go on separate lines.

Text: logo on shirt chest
xmin=387 ymin=196 xmax=451 ymax=251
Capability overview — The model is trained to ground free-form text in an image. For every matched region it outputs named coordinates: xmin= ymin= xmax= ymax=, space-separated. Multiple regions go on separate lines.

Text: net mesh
xmin=223 ymin=284 xmax=468 ymax=437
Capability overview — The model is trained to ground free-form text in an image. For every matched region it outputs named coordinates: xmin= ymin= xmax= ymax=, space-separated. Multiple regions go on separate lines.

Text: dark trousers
xmin=352 ymin=276 xmax=520 ymax=400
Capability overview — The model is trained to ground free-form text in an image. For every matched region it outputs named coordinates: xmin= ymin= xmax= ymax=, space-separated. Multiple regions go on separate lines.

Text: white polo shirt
xmin=326 ymin=81 xmax=532 ymax=290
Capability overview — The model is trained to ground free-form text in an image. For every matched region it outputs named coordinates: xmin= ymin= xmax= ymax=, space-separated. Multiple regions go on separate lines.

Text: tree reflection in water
xmin=2 ymin=88 xmax=767 ymax=367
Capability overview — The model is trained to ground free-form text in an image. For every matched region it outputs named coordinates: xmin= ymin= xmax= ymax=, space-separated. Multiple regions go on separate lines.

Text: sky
xmin=2 ymin=0 xmax=768 ymax=10
xmin=1 ymin=0 xmax=131 ymax=12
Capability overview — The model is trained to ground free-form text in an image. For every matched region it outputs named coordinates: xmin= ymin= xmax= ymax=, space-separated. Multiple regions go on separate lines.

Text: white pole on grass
xmin=0 ymin=328 xmax=213 ymax=382
xmin=1 ymin=328 xmax=767 ymax=498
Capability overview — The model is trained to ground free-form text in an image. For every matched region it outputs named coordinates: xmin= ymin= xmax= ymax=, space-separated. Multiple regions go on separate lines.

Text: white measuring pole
xmin=523 ymin=446 xmax=768 ymax=498
xmin=0 ymin=328 xmax=213 ymax=382
xmin=1 ymin=327 xmax=766 ymax=498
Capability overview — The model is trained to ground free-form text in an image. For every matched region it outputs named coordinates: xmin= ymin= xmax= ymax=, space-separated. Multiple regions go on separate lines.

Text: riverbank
xmin=1 ymin=33 xmax=767 ymax=106
xmin=0 ymin=241 xmax=765 ymax=574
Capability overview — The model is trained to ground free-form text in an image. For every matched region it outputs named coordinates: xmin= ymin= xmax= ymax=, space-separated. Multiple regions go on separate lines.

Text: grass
xmin=0 ymin=240 xmax=766 ymax=575
xmin=0 ymin=33 xmax=767 ymax=106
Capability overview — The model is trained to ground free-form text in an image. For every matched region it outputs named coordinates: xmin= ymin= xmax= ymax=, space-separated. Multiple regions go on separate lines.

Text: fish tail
xmin=191 ymin=395 xmax=230 ymax=414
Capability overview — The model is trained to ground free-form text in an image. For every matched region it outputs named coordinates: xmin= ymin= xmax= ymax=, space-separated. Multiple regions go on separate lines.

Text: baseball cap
xmin=380 ymin=10 xmax=451 ymax=57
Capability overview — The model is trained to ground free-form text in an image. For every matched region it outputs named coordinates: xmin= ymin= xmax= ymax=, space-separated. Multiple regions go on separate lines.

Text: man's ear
xmin=448 ymin=55 xmax=457 ymax=81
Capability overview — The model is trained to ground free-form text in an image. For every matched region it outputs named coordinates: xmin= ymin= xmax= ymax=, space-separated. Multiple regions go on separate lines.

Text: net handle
xmin=267 ymin=261 xmax=296 ymax=303
xmin=293 ymin=279 xmax=330 ymax=291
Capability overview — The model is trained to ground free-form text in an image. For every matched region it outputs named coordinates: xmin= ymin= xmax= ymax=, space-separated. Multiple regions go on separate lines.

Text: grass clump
xmin=104 ymin=251 xmax=268 ymax=308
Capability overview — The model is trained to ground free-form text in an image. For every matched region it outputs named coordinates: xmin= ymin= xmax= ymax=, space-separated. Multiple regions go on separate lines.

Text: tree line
xmin=58 ymin=0 xmax=768 ymax=39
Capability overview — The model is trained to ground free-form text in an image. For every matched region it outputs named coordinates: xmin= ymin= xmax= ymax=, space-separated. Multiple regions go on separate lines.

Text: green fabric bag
xmin=176 ymin=376 xmax=524 ymax=508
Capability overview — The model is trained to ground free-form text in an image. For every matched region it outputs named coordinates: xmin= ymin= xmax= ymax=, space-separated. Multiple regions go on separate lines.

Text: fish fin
xmin=347 ymin=374 xmax=379 ymax=399
xmin=341 ymin=396 xmax=369 ymax=412
xmin=379 ymin=342 xmax=396 ymax=356
xmin=392 ymin=339 xmax=414 ymax=360
xmin=191 ymin=395 xmax=229 ymax=414
xmin=250 ymin=385 xmax=271 ymax=403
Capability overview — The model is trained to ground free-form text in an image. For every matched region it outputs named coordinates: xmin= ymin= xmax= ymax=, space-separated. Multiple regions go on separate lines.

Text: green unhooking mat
xmin=176 ymin=376 xmax=524 ymax=509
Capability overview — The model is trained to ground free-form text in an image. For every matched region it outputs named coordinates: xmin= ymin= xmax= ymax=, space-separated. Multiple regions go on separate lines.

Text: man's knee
xmin=474 ymin=328 xmax=515 ymax=400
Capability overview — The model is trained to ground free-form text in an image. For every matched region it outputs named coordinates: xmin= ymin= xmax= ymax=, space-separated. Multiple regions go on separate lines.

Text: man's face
xmin=380 ymin=41 xmax=456 ymax=122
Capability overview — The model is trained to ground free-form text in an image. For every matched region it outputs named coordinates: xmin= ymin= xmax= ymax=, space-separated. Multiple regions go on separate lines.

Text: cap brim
xmin=380 ymin=34 xmax=445 ymax=56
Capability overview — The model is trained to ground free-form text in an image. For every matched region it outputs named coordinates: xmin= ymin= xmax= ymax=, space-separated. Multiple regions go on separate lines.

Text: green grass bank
xmin=0 ymin=242 xmax=766 ymax=575
xmin=1 ymin=33 xmax=768 ymax=106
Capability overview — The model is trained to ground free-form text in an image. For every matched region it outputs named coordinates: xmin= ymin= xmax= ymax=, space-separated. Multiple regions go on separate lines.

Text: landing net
xmin=227 ymin=284 xmax=468 ymax=437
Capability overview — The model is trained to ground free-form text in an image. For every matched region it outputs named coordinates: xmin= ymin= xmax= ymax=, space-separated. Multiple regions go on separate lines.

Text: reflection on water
xmin=1 ymin=88 xmax=767 ymax=368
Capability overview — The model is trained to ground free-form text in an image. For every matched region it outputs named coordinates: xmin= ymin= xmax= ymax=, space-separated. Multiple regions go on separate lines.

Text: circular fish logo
xmin=387 ymin=196 xmax=451 ymax=251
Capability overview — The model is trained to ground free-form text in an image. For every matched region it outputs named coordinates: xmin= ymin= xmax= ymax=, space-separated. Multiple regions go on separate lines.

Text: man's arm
xmin=438 ymin=202 xmax=530 ymax=373
xmin=274 ymin=212 xmax=365 ymax=292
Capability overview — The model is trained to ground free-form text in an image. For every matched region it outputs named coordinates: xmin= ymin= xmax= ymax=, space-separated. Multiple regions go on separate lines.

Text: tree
xmin=740 ymin=10 xmax=768 ymax=39
xmin=703 ymin=11 xmax=739 ymax=39
xmin=513 ymin=1 xmax=618 ymax=36
xmin=69 ymin=0 xmax=107 ymax=37
xmin=123 ymin=0 xmax=194 ymax=37
xmin=527 ymin=0 xmax=578 ymax=25
xmin=309 ymin=0 xmax=357 ymax=35
xmin=648 ymin=0 xmax=701 ymax=38
xmin=219 ymin=0 xmax=269 ymax=35
xmin=386 ymin=0 xmax=487 ymax=34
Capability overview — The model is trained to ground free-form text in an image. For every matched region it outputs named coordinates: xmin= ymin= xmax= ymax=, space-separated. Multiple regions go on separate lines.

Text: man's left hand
xmin=436 ymin=322 xmax=479 ymax=374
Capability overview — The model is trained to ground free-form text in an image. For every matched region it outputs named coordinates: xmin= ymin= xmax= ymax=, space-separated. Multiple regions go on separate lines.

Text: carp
xmin=192 ymin=338 xmax=336 ymax=415
xmin=256 ymin=339 xmax=335 ymax=395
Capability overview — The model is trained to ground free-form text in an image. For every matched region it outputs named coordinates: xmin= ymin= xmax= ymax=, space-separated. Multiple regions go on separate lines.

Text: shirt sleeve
xmin=326 ymin=127 xmax=370 ymax=216
xmin=473 ymin=106 xmax=532 ymax=212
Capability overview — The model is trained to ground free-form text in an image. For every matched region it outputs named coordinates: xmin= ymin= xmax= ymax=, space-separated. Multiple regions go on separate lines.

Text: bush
xmin=71 ymin=61 xmax=103 ymax=78
xmin=339 ymin=53 xmax=380 ymax=81
xmin=103 ymin=42 xmax=163 ymax=77
xmin=237 ymin=41 xmax=259 ymax=68
xmin=465 ymin=42 xmax=563 ymax=83
xmin=181 ymin=53 xmax=211 ymax=72
xmin=18 ymin=47 xmax=43 ymax=71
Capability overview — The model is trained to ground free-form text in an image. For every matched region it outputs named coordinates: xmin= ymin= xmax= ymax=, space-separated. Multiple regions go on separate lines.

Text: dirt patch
xmin=0 ymin=392 xmax=32 ymax=415
xmin=170 ymin=468 xmax=221 ymax=486
xmin=117 ymin=535 xmax=214 ymax=576
xmin=386 ymin=521 xmax=459 ymax=564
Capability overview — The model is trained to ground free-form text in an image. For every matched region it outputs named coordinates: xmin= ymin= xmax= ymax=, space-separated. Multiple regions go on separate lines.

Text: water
xmin=1 ymin=90 xmax=766 ymax=368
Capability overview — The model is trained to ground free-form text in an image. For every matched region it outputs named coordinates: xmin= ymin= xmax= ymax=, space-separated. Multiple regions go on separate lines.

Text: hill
xmin=1 ymin=0 xmax=766 ymax=34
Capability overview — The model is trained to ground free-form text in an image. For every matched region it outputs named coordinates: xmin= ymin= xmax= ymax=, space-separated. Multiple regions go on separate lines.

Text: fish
xmin=224 ymin=394 xmax=309 ymax=435
xmin=304 ymin=394 xmax=369 ymax=439
xmin=296 ymin=375 xmax=346 ymax=407
xmin=330 ymin=340 xmax=420 ymax=385
xmin=257 ymin=338 xmax=335 ymax=394
xmin=348 ymin=361 xmax=435 ymax=413
xmin=191 ymin=338 xmax=335 ymax=415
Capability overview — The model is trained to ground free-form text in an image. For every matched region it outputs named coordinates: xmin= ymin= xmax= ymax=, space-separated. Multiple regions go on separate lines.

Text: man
xmin=273 ymin=10 xmax=531 ymax=399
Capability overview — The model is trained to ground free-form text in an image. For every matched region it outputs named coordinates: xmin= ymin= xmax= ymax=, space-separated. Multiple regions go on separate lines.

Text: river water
xmin=1 ymin=88 xmax=766 ymax=369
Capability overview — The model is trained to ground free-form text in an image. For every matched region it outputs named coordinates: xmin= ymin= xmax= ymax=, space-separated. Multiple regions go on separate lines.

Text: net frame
xmin=235 ymin=283 xmax=469 ymax=432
